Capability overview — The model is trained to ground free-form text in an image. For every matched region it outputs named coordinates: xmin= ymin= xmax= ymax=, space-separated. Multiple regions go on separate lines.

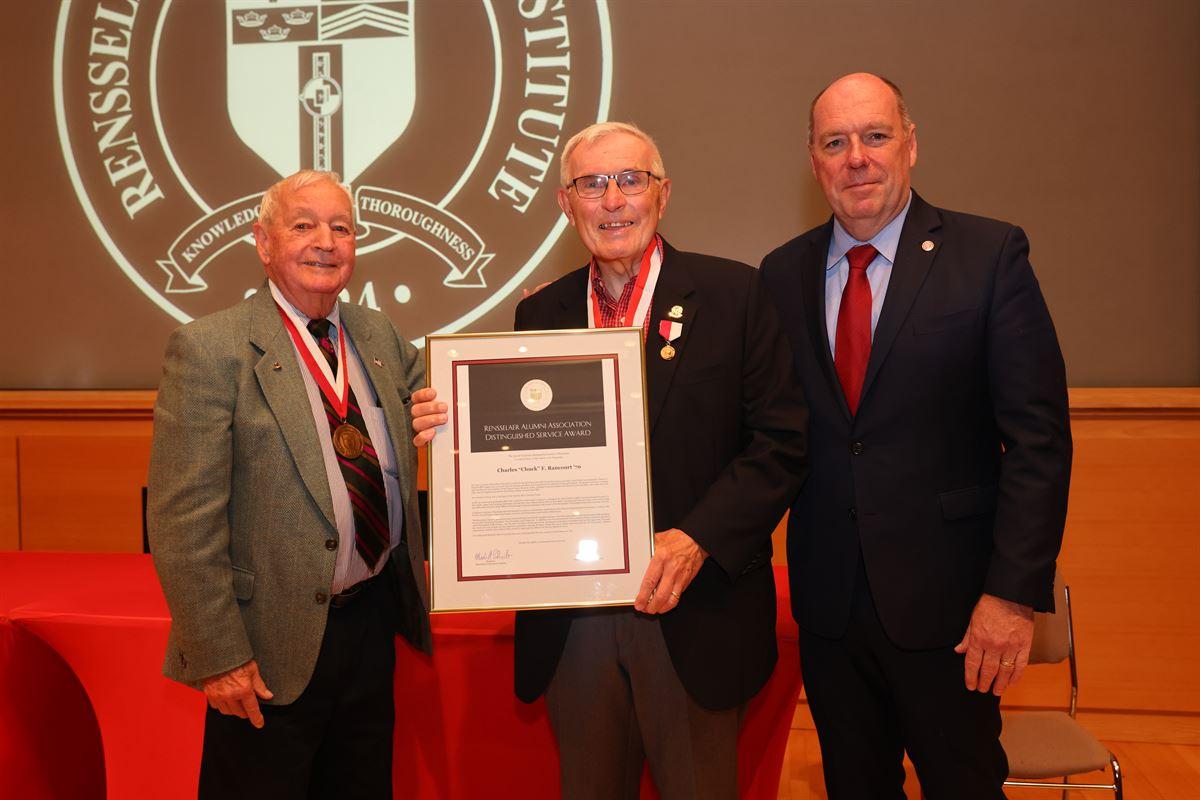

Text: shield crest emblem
xmin=226 ymin=1 xmax=415 ymax=182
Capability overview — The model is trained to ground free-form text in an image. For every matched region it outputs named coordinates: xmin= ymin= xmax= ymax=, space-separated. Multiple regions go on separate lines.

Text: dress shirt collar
xmin=826 ymin=190 xmax=913 ymax=272
xmin=268 ymin=280 xmax=342 ymax=342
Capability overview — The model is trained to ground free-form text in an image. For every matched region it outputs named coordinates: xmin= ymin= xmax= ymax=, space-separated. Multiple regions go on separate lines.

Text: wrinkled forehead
xmin=812 ymin=80 xmax=902 ymax=135
xmin=569 ymin=133 xmax=656 ymax=175
xmin=276 ymin=182 xmax=355 ymax=221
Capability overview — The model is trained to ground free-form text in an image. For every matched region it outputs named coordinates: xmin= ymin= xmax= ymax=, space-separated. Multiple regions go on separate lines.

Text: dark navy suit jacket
xmin=760 ymin=192 xmax=1071 ymax=649
xmin=513 ymin=240 xmax=809 ymax=710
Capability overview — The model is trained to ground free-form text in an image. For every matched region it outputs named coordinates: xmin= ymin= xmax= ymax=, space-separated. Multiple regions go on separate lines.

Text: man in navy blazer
xmin=414 ymin=122 xmax=808 ymax=798
xmin=760 ymin=73 xmax=1072 ymax=799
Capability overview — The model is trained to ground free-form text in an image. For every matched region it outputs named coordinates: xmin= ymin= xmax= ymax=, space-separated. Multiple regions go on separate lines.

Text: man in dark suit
xmin=413 ymin=122 xmax=808 ymax=798
xmin=759 ymin=73 xmax=1072 ymax=799
xmin=149 ymin=170 xmax=429 ymax=798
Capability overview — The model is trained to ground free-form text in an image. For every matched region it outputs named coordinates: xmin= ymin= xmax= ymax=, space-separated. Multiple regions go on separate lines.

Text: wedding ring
xmin=999 ymin=659 xmax=1016 ymax=669
xmin=670 ymin=592 xmax=680 ymax=600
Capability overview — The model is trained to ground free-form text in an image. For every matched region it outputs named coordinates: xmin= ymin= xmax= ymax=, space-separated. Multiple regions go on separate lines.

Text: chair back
xmin=1026 ymin=570 xmax=1070 ymax=665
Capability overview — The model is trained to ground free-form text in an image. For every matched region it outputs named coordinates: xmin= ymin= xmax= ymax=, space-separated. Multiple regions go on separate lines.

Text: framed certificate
xmin=425 ymin=328 xmax=654 ymax=613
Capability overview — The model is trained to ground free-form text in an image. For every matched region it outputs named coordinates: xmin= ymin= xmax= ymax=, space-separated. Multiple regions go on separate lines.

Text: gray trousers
xmin=544 ymin=608 xmax=741 ymax=800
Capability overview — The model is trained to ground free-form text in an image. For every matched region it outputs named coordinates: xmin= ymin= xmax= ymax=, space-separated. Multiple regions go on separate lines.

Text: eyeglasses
xmin=567 ymin=170 xmax=661 ymax=199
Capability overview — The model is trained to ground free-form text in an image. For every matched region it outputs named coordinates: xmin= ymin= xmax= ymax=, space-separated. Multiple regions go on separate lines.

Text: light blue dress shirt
xmin=824 ymin=191 xmax=914 ymax=356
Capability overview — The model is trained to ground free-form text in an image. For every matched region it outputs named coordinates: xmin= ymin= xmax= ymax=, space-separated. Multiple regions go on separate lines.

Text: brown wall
xmin=4 ymin=388 xmax=1199 ymax=717
xmin=5 ymin=1 xmax=1198 ymax=389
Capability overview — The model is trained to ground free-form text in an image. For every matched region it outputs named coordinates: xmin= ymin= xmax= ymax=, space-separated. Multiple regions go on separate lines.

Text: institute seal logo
xmin=519 ymin=378 xmax=553 ymax=412
xmin=54 ymin=0 xmax=613 ymax=344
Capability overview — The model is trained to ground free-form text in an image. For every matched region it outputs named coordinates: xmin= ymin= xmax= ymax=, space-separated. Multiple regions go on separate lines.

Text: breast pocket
xmin=912 ymin=307 xmax=979 ymax=336
xmin=674 ymin=364 xmax=726 ymax=386
xmin=360 ymin=403 xmax=399 ymax=477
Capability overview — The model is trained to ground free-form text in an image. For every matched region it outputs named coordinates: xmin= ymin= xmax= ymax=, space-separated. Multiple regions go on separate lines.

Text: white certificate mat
xmin=426 ymin=328 xmax=654 ymax=612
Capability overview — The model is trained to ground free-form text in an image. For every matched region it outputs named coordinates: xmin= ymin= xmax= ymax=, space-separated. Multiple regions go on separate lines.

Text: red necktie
xmin=834 ymin=244 xmax=877 ymax=415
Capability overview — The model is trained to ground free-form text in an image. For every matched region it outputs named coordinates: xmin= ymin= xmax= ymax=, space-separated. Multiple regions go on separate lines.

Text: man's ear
xmin=253 ymin=223 xmax=271 ymax=266
xmin=656 ymin=178 xmax=671 ymax=220
xmin=556 ymin=188 xmax=576 ymax=227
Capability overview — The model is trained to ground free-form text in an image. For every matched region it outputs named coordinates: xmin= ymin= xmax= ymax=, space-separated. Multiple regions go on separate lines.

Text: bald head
xmin=808 ymin=73 xmax=913 ymax=145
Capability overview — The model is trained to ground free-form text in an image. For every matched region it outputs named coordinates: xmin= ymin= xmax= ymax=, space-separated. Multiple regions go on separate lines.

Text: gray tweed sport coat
xmin=148 ymin=284 xmax=430 ymax=704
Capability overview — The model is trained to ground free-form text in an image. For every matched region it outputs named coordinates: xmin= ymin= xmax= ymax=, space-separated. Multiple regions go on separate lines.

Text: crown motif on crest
xmin=235 ymin=11 xmax=267 ymax=27
xmin=259 ymin=25 xmax=291 ymax=42
xmin=282 ymin=10 xmax=314 ymax=25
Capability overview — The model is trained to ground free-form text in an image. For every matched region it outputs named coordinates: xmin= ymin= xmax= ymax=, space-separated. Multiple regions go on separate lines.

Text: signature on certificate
xmin=474 ymin=548 xmax=513 ymax=564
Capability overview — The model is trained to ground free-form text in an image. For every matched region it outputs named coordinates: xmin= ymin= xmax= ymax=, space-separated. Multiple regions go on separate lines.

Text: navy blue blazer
xmin=760 ymin=192 xmax=1071 ymax=649
xmin=513 ymin=240 xmax=809 ymax=710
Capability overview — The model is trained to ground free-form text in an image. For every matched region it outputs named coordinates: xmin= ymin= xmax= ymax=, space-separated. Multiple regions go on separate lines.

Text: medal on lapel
xmin=658 ymin=318 xmax=683 ymax=361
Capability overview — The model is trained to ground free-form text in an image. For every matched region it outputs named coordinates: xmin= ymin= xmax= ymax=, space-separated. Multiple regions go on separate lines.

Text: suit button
xmin=849 ymin=507 xmax=857 ymax=520
xmin=325 ymin=538 xmax=338 ymax=551
xmin=315 ymin=592 xmax=328 ymax=605
xmin=851 ymin=441 xmax=864 ymax=455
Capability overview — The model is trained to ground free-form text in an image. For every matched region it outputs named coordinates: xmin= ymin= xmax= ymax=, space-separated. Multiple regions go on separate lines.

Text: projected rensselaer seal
xmin=54 ymin=0 xmax=613 ymax=344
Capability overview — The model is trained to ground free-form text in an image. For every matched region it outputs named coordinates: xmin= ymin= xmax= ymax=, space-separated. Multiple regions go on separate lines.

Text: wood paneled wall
xmin=1008 ymin=389 xmax=1200 ymax=715
xmin=0 ymin=392 xmax=155 ymax=552
xmin=0 ymin=391 xmax=432 ymax=553
xmin=2 ymin=389 xmax=1198 ymax=717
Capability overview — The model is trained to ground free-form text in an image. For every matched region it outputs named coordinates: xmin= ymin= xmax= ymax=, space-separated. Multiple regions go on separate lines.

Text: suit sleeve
xmin=514 ymin=294 xmax=533 ymax=332
xmin=984 ymin=225 xmax=1072 ymax=611
xmin=147 ymin=326 xmax=254 ymax=684
xmin=679 ymin=271 xmax=809 ymax=576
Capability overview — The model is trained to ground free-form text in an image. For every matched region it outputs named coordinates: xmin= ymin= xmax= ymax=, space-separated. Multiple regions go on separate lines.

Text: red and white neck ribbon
xmin=658 ymin=319 xmax=682 ymax=343
xmin=586 ymin=235 xmax=663 ymax=329
xmin=275 ymin=303 xmax=349 ymax=420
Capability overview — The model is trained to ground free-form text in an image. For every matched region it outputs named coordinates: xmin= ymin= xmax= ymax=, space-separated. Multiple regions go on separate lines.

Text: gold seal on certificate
xmin=425 ymin=328 xmax=655 ymax=613
xmin=332 ymin=423 xmax=365 ymax=459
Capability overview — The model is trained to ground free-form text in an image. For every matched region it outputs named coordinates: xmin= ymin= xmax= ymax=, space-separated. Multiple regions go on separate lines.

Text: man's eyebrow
xmin=817 ymin=120 xmax=897 ymax=139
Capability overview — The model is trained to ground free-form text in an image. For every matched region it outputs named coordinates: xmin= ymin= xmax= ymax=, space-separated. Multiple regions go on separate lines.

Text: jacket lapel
xmin=644 ymin=241 xmax=697 ymax=433
xmin=341 ymin=304 xmax=417 ymax=505
xmin=248 ymin=286 xmax=337 ymax=530
xmin=859 ymin=193 xmax=942 ymax=409
xmin=554 ymin=267 xmax=591 ymax=329
xmin=797 ymin=221 xmax=851 ymax=419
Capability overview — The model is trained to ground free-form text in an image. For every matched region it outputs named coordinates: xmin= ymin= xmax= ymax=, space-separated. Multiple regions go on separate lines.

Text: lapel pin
xmin=668 ymin=304 xmax=684 ymax=319
xmin=921 ymin=240 xmax=935 ymax=252
xmin=373 ymin=357 xmax=384 ymax=367
xmin=272 ymin=362 xmax=282 ymax=371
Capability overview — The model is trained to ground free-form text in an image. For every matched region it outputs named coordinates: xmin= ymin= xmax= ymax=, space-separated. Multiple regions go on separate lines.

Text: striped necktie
xmin=307 ymin=318 xmax=390 ymax=570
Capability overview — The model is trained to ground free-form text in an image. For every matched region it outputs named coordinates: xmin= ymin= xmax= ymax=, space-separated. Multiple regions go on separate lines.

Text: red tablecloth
xmin=0 ymin=618 xmax=104 ymax=800
xmin=0 ymin=553 xmax=799 ymax=799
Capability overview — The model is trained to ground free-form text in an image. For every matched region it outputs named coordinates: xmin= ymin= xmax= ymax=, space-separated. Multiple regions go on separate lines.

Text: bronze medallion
xmin=660 ymin=344 xmax=676 ymax=361
xmin=332 ymin=423 xmax=365 ymax=459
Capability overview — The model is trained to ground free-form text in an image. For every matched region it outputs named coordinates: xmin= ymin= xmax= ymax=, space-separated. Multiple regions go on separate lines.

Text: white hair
xmin=258 ymin=170 xmax=355 ymax=226
xmin=559 ymin=122 xmax=667 ymax=187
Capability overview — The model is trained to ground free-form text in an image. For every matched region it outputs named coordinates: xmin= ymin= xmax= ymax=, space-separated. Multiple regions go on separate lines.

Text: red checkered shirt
xmin=589 ymin=265 xmax=653 ymax=335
